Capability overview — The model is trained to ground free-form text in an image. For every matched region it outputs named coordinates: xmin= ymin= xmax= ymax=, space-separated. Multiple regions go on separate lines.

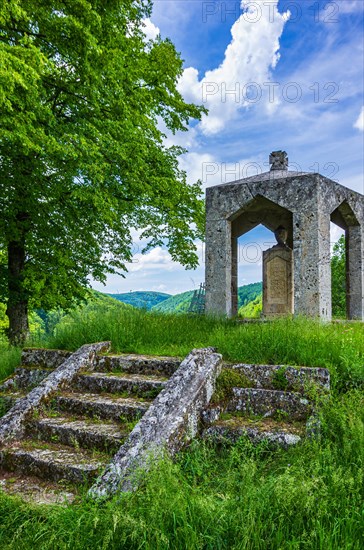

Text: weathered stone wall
xmin=89 ymin=347 xmax=222 ymax=497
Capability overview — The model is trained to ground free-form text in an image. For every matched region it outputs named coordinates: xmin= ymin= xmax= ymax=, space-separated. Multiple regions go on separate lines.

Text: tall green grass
xmin=30 ymin=305 xmax=364 ymax=393
xmin=0 ymin=337 xmax=21 ymax=383
xmin=0 ymin=391 xmax=362 ymax=549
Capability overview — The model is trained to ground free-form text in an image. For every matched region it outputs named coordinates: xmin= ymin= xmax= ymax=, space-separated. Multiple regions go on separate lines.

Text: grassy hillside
xmin=153 ymin=283 xmax=263 ymax=314
xmin=237 ymin=282 xmax=262 ymax=307
xmin=239 ymin=294 xmax=262 ymax=318
xmin=0 ymin=306 xmax=363 ymax=549
xmin=107 ymin=291 xmax=170 ymax=310
xmin=152 ymin=290 xmax=194 ymax=313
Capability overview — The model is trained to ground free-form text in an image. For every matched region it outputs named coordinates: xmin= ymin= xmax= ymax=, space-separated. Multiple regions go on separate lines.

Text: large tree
xmin=0 ymin=0 xmax=205 ymax=344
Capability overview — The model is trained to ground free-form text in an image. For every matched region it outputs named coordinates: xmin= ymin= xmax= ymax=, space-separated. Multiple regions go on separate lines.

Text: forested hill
xmin=237 ymin=282 xmax=262 ymax=307
xmin=152 ymin=283 xmax=263 ymax=314
xmin=152 ymin=291 xmax=194 ymax=314
xmin=107 ymin=291 xmax=171 ymax=310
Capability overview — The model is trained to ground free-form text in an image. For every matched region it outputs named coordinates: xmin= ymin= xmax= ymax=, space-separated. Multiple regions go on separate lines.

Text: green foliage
xmin=0 ymin=302 xmax=44 ymax=334
xmin=109 ymin=291 xmax=170 ymax=310
xmin=331 ymin=235 xmax=346 ymax=318
xmin=0 ymin=0 xmax=206 ymax=341
xmin=272 ymin=366 xmax=289 ymax=390
xmin=212 ymin=368 xmax=252 ymax=404
xmin=237 ymin=282 xmax=262 ymax=307
xmin=238 ymin=293 xmax=262 ymax=318
xmin=0 ymin=336 xmax=21 ymax=382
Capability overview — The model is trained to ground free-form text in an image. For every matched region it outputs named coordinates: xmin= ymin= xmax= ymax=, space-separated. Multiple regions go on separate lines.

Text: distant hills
xmin=105 ymin=283 xmax=263 ymax=315
xmin=152 ymin=290 xmax=195 ymax=313
xmin=107 ymin=291 xmax=170 ymax=310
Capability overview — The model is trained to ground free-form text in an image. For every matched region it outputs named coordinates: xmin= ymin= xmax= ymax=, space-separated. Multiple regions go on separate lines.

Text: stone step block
xmin=27 ymin=416 xmax=127 ymax=454
xmin=55 ymin=392 xmax=150 ymax=421
xmin=21 ymin=348 xmax=72 ymax=369
xmin=225 ymin=363 xmax=330 ymax=393
xmin=0 ymin=471 xmax=76 ymax=505
xmin=203 ymin=416 xmax=303 ymax=448
xmin=75 ymin=372 xmax=167 ymax=398
xmin=94 ymin=354 xmax=181 ymax=377
xmin=227 ymin=388 xmax=312 ymax=421
xmin=0 ymin=441 xmax=106 ymax=484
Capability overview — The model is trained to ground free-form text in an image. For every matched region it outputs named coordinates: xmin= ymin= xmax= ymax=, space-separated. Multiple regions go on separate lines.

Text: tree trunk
xmin=6 ymin=239 xmax=29 ymax=346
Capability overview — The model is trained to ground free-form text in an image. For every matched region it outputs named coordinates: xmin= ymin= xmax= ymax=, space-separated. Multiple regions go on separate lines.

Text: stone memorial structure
xmin=205 ymin=151 xmax=364 ymax=321
xmin=263 ymin=226 xmax=294 ymax=317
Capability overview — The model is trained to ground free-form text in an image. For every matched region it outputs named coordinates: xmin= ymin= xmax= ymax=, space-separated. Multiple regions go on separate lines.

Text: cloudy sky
xmin=93 ymin=0 xmax=364 ymax=296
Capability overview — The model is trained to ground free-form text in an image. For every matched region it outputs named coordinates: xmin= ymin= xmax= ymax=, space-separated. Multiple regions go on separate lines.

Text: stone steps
xmin=227 ymin=387 xmax=312 ymax=421
xmin=94 ymin=354 xmax=181 ymax=377
xmin=203 ymin=415 xmax=304 ymax=447
xmin=74 ymin=372 xmax=167 ymax=398
xmin=18 ymin=348 xmax=181 ymax=377
xmin=0 ymin=440 xmax=107 ymax=484
xmin=0 ymin=349 xmax=171 ymax=498
xmin=54 ymin=392 xmax=151 ymax=421
xmin=203 ymin=362 xmax=329 ymax=446
xmin=0 ymin=346 xmax=330 ymax=502
xmin=26 ymin=415 xmax=128 ymax=453
xmin=225 ymin=363 xmax=330 ymax=393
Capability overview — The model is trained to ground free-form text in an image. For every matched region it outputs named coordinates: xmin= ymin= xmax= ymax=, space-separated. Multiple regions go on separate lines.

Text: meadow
xmin=0 ymin=304 xmax=363 ymax=549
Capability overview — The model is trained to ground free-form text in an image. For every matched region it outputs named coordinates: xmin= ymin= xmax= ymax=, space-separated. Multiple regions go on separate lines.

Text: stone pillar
xmin=205 ymin=218 xmax=234 ymax=317
xmin=231 ymin=237 xmax=238 ymax=317
xmin=293 ymin=212 xmax=331 ymax=320
xmin=346 ymin=225 xmax=364 ymax=320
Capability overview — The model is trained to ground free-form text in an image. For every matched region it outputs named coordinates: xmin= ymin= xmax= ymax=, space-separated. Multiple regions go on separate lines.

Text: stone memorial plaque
xmin=263 ymin=245 xmax=293 ymax=317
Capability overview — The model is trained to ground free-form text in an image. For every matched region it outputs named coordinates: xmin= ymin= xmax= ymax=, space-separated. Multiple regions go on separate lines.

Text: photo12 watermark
xmin=201 ymin=160 xmax=340 ymax=183
xmin=202 ymin=2 xmax=340 ymax=24
xmin=201 ymin=81 xmax=340 ymax=104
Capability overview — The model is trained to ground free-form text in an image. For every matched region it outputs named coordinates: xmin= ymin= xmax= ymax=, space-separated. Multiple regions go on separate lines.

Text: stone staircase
xmin=0 ymin=348 xmax=329 ymax=504
xmin=202 ymin=363 xmax=330 ymax=447
xmin=0 ymin=348 xmax=181 ymax=504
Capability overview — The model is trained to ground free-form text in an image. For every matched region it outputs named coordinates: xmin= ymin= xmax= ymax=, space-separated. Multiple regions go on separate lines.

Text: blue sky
xmin=92 ymin=0 xmax=364 ymax=295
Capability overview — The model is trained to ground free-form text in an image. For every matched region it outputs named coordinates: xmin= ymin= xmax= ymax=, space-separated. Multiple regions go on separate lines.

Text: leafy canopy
xmin=0 ymin=0 xmax=205 ymax=311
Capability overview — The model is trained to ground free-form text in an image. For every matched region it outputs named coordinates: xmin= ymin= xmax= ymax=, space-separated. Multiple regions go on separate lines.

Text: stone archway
xmin=229 ymin=195 xmax=293 ymax=317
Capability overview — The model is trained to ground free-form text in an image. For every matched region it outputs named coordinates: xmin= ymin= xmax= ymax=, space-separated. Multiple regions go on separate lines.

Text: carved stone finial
xmin=269 ymin=151 xmax=288 ymax=171
xmin=274 ymin=225 xmax=288 ymax=246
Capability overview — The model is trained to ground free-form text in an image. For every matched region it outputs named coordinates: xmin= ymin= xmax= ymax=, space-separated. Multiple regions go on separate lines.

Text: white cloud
xmin=179 ymin=151 xmax=217 ymax=188
xmin=354 ymin=107 xmax=364 ymax=132
xmin=177 ymin=0 xmax=290 ymax=134
xmin=128 ymin=247 xmax=178 ymax=273
xmin=142 ymin=18 xmax=160 ymax=41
